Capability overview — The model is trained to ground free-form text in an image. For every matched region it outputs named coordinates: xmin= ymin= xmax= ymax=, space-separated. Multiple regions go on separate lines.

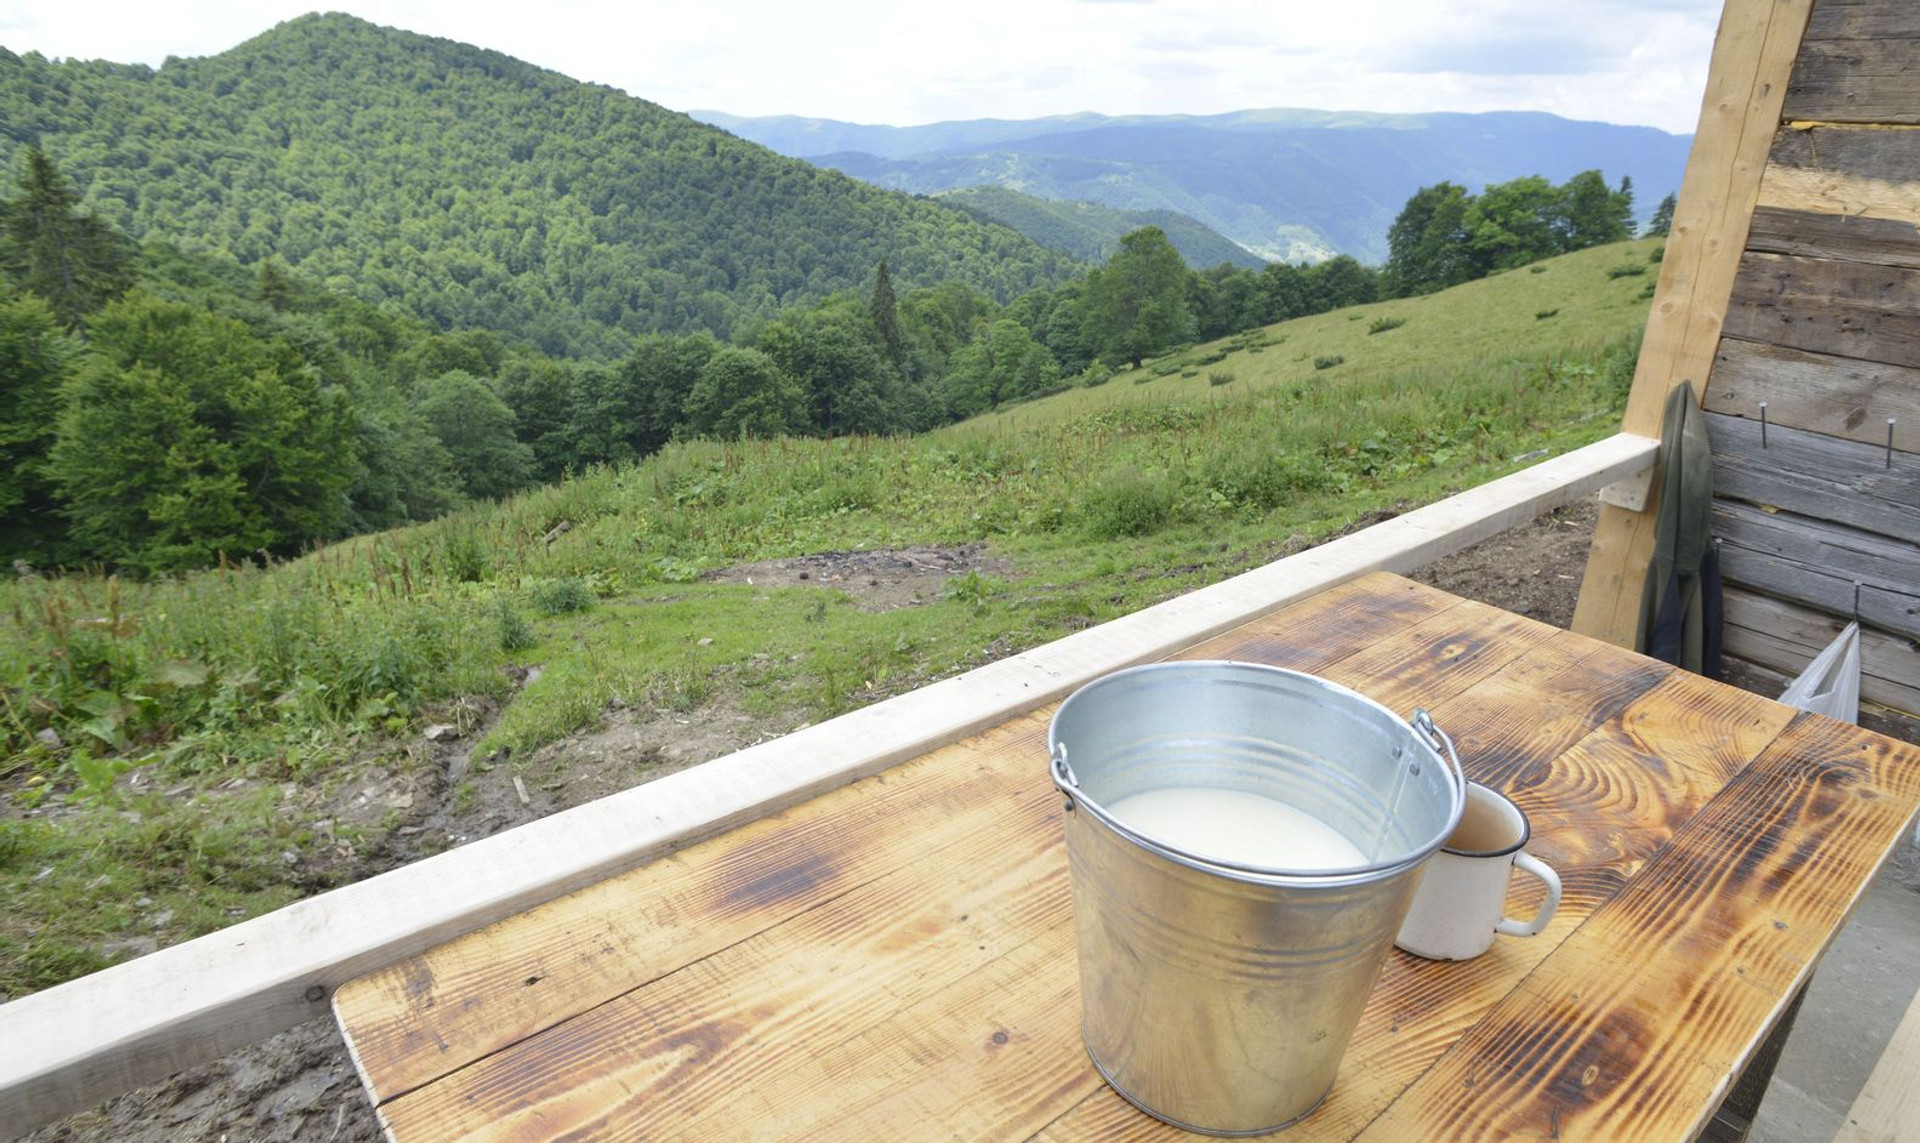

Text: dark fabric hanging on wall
xmin=1639 ymin=380 xmax=1723 ymax=678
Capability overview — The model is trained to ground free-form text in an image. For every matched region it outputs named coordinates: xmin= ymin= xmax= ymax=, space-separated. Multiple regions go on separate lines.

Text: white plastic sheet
xmin=1778 ymin=621 xmax=1862 ymax=725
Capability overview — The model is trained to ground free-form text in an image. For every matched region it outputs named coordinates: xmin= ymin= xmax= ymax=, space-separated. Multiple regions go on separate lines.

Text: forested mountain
xmin=0 ymin=15 xmax=1079 ymax=358
xmin=699 ymin=109 xmax=1691 ymax=264
xmin=935 ymin=187 xmax=1262 ymax=269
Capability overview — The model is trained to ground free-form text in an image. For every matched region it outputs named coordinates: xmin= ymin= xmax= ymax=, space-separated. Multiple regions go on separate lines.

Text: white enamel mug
xmin=1394 ymin=781 xmax=1561 ymax=960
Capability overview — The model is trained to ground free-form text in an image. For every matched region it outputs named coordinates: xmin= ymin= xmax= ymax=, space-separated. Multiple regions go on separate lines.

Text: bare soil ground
xmin=23 ymin=501 xmax=1919 ymax=1142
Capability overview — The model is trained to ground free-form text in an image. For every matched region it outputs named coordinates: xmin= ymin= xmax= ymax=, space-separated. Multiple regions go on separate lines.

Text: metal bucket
xmin=1049 ymin=660 xmax=1465 ymax=1135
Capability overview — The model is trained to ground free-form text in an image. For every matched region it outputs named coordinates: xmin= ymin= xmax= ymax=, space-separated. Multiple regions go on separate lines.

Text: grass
xmin=0 ymin=237 xmax=1656 ymax=995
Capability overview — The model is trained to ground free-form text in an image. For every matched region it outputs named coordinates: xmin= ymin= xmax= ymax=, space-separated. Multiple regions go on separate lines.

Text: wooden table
xmin=333 ymin=573 xmax=1920 ymax=1141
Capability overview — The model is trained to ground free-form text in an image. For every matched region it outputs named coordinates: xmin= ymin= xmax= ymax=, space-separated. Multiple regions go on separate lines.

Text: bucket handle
xmin=1410 ymin=708 xmax=1465 ymax=794
xmin=1051 ymin=744 xmax=1079 ymax=790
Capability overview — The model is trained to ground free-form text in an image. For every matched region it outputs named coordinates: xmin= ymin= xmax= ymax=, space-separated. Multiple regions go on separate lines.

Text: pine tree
xmin=869 ymin=260 xmax=907 ymax=379
xmin=1645 ymin=193 xmax=1677 ymax=238
xmin=0 ymin=147 xmax=136 ymax=333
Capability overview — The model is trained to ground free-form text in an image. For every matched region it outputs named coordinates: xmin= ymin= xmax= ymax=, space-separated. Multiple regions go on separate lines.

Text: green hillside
xmin=0 ymin=15 xmax=1079 ymax=357
xmin=0 ymin=238 xmax=1658 ymax=996
xmin=936 ymin=187 xmax=1263 ymax=269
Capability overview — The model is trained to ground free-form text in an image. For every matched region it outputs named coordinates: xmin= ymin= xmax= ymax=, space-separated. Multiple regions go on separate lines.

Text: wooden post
xmin=1572 ymin=0 xmax=1815 ymax=647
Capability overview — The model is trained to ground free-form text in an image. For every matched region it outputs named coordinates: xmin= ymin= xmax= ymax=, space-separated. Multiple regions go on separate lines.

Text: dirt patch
xmin=1410 ymin=499 xmax=1598 ymax=628
xmin=25 ymin=505 xmax=1920 ymax=1140
xmin=702 ymin=543 xmax=1013 ymax=611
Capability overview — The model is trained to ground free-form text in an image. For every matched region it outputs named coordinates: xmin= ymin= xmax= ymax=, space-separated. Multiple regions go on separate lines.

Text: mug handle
xmin=1494 ymin=853 xmax=1562 ymax=938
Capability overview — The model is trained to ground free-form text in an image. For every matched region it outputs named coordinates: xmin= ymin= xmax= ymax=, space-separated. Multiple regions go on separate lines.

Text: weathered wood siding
xmin=1713 ymin=0 xmax=1920 ymax=714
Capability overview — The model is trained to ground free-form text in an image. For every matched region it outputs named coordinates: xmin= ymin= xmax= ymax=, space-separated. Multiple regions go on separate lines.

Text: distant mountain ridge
xmin=934 ymin=187 xmax=1263 ymax=269
xmin=0 ymin=15 xmax=1079 ymax=357
xmin=696 ymin=109 xmax=1692 ymax=264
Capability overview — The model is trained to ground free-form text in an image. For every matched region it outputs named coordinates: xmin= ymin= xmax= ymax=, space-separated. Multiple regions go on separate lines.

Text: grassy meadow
xmin=0 ymin=238 xmax=1661 ymax=995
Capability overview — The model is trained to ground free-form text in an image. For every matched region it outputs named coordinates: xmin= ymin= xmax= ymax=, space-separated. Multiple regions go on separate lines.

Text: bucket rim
xmin=1048 ymin=659 xmax=1467 ymax=886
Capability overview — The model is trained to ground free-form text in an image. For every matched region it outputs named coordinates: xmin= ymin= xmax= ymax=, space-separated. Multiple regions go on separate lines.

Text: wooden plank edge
xmin=1833 ymin=950 xmax=1920 ymax=1142
xmin=0 ymin=431 xmax=1657 ymax=1139
xmin=1573 ymin=0 xmax=1814 ymax=649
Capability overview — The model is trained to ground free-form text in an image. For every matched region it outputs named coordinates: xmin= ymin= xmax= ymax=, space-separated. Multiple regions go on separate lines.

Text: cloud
xmin=1381 ymin=31 xmax=1619 ymax=76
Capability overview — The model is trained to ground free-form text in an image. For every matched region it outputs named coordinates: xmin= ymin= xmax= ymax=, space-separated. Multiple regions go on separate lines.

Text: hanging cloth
xmin=1639 ymin=380 xmax=1724 ymax=678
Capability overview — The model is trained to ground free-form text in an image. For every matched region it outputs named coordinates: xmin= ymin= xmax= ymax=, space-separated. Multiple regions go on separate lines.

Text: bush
xmin=530 ymin=577 xmax=594 ymax=615
xmin=437 ymin=528 xmax=490 ymax=583
xmin=1314 ymin=355 xmax=1344 ymax=371
xmin=1606 ymin=263 xmax=1647 ymax=279
xmin=1529 ymin=265 xmax=1548 ymax=274
xmin=1084 ymin=468 xmax=1175 ymax=539
xmin=1078 ymin=361 xmax=1113 ymax=388
xmin=1208 ymin=371 xmax=1235 ymax=387
xmin=1650 ymin=245 xmax=1665 ymax=263
xmin=1367 ymin=317 xmax=1407 ymax=335
xmin=496 ymin=597 xmax=537 ymax=650
xmin=1535 ymin=309 xmax=1559 ymax=320
xmin=1181 ymin=370 xmax=1198 ymax=378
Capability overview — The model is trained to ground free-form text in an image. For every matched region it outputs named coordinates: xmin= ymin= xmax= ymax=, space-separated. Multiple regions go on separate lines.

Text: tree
xmin=869 ymin=260 xmax=907 ymax=380
xmin=1645 ymin=192 xmax=1677 ymax=238
xmin=1383 ymin=182 xmax=1472 ymax=297
xmin=683 ymin=347 xmax=806 ymax=439
xmin=1463 ymin=176 xmax=1559 ymax=275
xmin=1303 ymin=256 xmax=1379 ymax=312
xmin=412 ymin=370 xmax=534 ymax=501
xmin=754 ymin=300 xmax=896 ymax=436
xmin=1550 ymin=170 xmax=1633 ymax=252
xmin=607 ymin=332 xmax=720 ymax=455
xmin=1082 ymin=227 xmax=1192 ymax=368
xmin=50 ymin=292 xmax=355 ymax=572
xmin=0 ymin=147 xmax=136 ymax=332
xmin=946 ymin=320 xmax=1060 ymax=415
xmin=0 ymin=293 xmax=75 ymax=563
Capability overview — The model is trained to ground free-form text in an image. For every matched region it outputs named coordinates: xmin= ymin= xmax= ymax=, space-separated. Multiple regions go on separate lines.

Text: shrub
xmin=1084 ymin=468 xmax=1175 ymax=539
xmin=1208 ymin=371 xmax=1235 ymax=387
xmin=496 ymin=598 xmax=537 ymax=650
xmin=530 ymin=577 xmax=594 ymax=615
xmin=1313 ymin=355 xmax=1344 ymax=371
xmin=1535 ymin=309 xmax=1559 ymax=320
xmin=1606 ymin=263 xmax=1647 ymax=279
xmin=1650 ymin=245 xmax=1665 ymax=263
xmin=1529 ymin=265 xmax=1548 ymax=274
xmin=1367 ymin=316 xmax=1407 ymax=335
xmin=437 ymin=529 xmax=490 ymax=583
xmin=1078 ymin=361 xmax=1113 ymax=388
xmin=1181 ymin=370 xmax=1198 ymax=378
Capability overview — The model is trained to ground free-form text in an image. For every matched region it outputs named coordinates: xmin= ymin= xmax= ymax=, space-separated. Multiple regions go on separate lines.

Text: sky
xmin=0 ymin=1 xmax=1724 ymax=134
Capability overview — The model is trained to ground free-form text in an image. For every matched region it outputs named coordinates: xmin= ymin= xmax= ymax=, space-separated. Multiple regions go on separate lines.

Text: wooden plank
xmin=1573 ymin=0 xmax=1815 ymax=649
xmin=1712 ymin=499 xmax=1920 ymax=638
xmin=335 ymin=577 xmax=1480 ymax=1104
xmin=1706 ymin=412 xmax=1920 ymax=536
xmin=1746 ymin=205 xmax=1920 ymax=267
xmin=1705 ymin=339 xmax=1920 ymax=449
xmin=1784 ymin=20 xmax=1920 ymax=125
xmin=1835 ymin=985 xmax=1920 ymax=1143
xmin=1758 ymin=128 xmax=1920 ymax=228
xmin=1034 ymin=653 xmax=1795 ymax=1142
xmin=1804 ymin=0 xmax=1920 ymax=40
xmin=0 ymin=433 xmax=1655 ymax=1139
xmin=1726 ymin=251 xmax=1920 ymax=368
xmin=1723 ymin=586 xmax=1920 ymax=713
xmin=1351 ymin=713 xmax=1920 ymax=1142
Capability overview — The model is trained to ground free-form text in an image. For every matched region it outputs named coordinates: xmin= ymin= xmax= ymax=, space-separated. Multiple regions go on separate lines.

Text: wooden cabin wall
xmin=1700 ymin=0 xmax=1920 ymax=712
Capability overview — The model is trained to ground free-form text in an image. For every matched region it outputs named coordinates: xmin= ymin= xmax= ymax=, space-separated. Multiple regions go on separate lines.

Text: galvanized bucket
xmin=1049 ymin=660 xmax=1465 ymax=1135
